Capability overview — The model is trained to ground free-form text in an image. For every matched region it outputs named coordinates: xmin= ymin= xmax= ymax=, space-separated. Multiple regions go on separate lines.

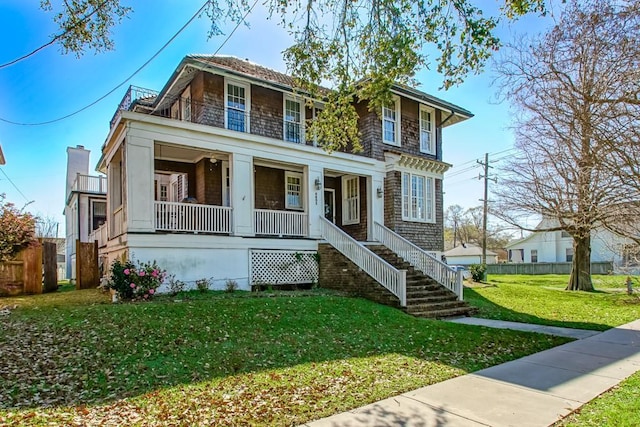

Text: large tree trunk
xmin=566 ymin=234 xmax=593 ymax=291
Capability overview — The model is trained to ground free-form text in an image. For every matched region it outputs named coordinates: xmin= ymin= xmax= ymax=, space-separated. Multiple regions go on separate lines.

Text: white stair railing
xmin=373 ymin=222 xmax=463 ymax=300
xmin=320 ymin=217 xmax=406 ymax=306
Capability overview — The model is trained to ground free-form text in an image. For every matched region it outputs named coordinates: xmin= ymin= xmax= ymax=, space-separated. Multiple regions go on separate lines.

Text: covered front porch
xmin=105 ymin=139 xmax=384 ymax=242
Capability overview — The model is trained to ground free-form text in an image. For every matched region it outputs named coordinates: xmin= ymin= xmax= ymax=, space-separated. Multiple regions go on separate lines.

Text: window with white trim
xmin=531 ymin=249 xmax=538 ymax=263
xmin=382 ymin=97 xmax=400 ymax=145
xmin=285 ymin=172 xmax=303 ymax=210
xmin=419 ymin=106 xmax=435 ymax=154
xmin=90 ymin=200 xmax=107 ymax=231
xmin=225 ymin=81 xmax=249 ymax=132
xmin=284 ymin=97 xmax=303 ymax=143
xmin=169 ymin=173 xmax=188 ymax=202
xmin=342 ymin=176 xmax=360 ymax=225
xmin=311 ymin=106 xmax=323 ymax=146
xmin=401 ymin=172 xmax=434 ymax=222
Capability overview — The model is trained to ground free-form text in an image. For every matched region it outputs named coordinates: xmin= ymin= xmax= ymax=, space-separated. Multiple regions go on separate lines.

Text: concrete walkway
xmin=447 ymin=317 xmax=602 ymax=339
xmin=302 ymin=319 xmax=640 ymax=427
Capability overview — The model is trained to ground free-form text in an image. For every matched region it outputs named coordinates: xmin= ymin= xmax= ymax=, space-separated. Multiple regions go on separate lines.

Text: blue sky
xmin=0 ymin=1 xmax=555 ymax=236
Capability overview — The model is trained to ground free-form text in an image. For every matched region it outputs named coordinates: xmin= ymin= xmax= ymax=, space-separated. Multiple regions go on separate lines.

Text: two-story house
xmin=96 ymin=54 xmax=473 ymax=314
xmin=64 ymin=145 xmax=107 ymax=281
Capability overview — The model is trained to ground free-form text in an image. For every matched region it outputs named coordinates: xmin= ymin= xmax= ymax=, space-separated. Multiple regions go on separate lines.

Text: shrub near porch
xmin=0 ymin=289 xmax=569 ymax=426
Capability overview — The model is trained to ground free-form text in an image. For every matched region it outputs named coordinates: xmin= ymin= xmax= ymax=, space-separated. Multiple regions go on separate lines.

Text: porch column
xmin=369 ymin=173 xmax=385 ymax=241
xmin=306 ymin=165 xmax=324 ymax=239
xmin=125 ymin=134 xmax=155 ymax=232
xmin=230 ymin=153 xmax=254 ymax=236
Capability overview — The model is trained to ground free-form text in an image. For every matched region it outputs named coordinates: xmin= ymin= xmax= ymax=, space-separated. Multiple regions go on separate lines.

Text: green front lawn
xmin=0 ymin=289 xmax=569 ymax=426
xmin=557 ymin=371 xmax=640 ymax=426
xmin=466 ymin=274 xmax=640 ymax=331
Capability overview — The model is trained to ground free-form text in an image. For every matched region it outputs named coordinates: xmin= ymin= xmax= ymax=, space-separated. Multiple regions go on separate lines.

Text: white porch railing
xmin=72 ymin=174 xmax=107 ymax=193
xmin=320 ymin=217 xmax=406 ymax=306
xmin=254 ymin=209 xmax=308 ymax=237
xmin=88 ymin=223 xmax=108 ymax=247
xmin=373 ymin=222 xmax=463 ymax=300
xmin=155 ymin=201 xmax=232 ymax=233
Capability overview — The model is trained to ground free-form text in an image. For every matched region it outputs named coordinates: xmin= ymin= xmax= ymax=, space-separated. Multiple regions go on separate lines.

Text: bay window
xmin=402 ymin=172 xmax=434 ymax=222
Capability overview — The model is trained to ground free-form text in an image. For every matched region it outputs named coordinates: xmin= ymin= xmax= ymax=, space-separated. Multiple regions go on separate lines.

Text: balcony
xmin=72 ymin=174 xmax=107 ymax=194
xmin=110 ymin=85 xmax=308 ymax=146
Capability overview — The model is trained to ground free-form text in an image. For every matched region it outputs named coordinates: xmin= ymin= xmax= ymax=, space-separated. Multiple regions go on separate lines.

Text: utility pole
xmin=478 ymin=153 xmax=497 ymax=265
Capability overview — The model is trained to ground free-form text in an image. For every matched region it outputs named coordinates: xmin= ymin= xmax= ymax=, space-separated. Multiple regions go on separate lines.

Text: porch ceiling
xmin=155 ymin=143 xmax=226 ymax=163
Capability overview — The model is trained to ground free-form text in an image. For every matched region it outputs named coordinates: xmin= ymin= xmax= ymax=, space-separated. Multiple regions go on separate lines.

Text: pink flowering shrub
xmin=108 ymin=259 xmax=166 ymax=301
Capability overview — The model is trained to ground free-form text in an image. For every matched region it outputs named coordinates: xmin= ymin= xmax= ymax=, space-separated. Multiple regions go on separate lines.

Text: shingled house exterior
xmin=97 ymin=55 xmax=474 ymax=316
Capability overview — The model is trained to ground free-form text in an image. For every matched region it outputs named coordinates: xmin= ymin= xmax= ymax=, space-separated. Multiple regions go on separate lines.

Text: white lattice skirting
xmin=250 ymin=250 xmax=319 ymax=285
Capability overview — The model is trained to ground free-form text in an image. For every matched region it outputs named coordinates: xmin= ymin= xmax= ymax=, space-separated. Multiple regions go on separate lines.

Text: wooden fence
xmin=486 ymin=261 xmax=613 ymax=275
xmin=76 ymin=240 xmax=99 ymax=290
xmin=0 ymin=247 xmax=40 ymax=295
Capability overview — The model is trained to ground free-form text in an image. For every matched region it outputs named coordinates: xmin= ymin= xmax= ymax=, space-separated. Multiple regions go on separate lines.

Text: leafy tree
xmin=0 ymin=194 xmax=37 ymax=261
xmin=37 ymin=0 xmax=546 ymax=151
xmin=493 ymin=0 xmax=640 ymax=291
xmin=444 ymin=204 xmax=511 ymax=250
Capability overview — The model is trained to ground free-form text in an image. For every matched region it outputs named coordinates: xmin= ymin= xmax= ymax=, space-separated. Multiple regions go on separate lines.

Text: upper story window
xmin=561 ymin=231 xmax=571 ymax=238
xmin=420 ymin=106 xmax=435 ymax=154
xmin=382 ymin=96 xmax=400 ymax=146
xmin=310 ymin=105 xmax=323 ymax=146
xmin=402 ymin=172 xmax=434 ymax=222
xmin=342 ymin=176 xmax=360 ymax=225
xmin=285 ymin=172 xmax=303 ymax=210
xmin=225 ymin=80 xmax=250 ymax=132
xmin=284 ymin=97 xmax=302 ymax=143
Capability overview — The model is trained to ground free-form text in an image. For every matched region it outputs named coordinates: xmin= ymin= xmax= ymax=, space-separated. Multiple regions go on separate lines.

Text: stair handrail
xmin=320 ymin=217 xmax=406 ymax=306
xmin=373 ymin=222 xmax=463 ymax=300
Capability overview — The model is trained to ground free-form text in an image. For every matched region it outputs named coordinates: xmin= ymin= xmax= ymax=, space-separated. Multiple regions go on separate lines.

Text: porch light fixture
xmin=377 ymin=187 xmax=383 ymax=198
xmin=314 ymin=177 xmax=322 ymax=191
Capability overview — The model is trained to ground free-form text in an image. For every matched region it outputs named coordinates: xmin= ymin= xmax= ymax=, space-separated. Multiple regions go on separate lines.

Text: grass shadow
xmin=0 ymin=289 xmax=570 ymax=421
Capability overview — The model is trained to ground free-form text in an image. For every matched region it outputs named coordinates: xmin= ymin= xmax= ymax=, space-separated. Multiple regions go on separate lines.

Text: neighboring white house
xmin=444 ymin=243 xmax=498 ymax=265
xmin=505 ymin=218 xmax=636 ymax=269
xmin=64 ymin=145 xmax=107 ymax=280
xmin=94 ymin=54 xmax=473 ymax=294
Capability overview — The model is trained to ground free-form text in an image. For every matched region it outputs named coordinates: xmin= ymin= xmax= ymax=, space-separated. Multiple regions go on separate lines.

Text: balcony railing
xmin=110 ymin=87 xmax=316 ymax=147
xmin=155 ymin=201 xmax=232 ymax=234
xmin=110 ymin=86 xmax=159 ymax=129
xmin=254 ymin=209 xmax=308 ymax=237
xmin=72 ymin=174 xmax=107 ymax=194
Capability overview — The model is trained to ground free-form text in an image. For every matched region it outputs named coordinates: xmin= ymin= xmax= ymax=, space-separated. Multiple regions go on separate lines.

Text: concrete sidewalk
xmin=302 ymin=319 xmax=640 ymax=427
xmin=447 ymin=317 xmax=602 ymax=339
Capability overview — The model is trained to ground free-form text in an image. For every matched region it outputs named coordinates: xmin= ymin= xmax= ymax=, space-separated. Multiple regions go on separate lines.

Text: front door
xmin=324 ymin=189 xmax=335 ymax=223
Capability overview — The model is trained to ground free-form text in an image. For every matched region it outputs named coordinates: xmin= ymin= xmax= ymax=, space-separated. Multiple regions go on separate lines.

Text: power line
xmin=0 ymin=0 xmax=115 ymax=69
xmin=0 ymin=0 xmax=213 ymax=126
xmin=0 ymin=168 xmax=32 ymax=203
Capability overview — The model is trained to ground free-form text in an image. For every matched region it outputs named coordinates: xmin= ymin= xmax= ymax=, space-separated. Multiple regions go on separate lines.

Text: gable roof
xmin=444 ymin=244 xmax=497 ymax=257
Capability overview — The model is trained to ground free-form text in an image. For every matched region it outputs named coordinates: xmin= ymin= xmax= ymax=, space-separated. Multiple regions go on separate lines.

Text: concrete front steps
xmin=368 ymin=245 xmax=477 ymax=319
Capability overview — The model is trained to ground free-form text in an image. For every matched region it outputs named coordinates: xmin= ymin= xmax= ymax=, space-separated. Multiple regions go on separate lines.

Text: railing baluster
xmin=373 ymin=222 xmax=463 ymax=300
